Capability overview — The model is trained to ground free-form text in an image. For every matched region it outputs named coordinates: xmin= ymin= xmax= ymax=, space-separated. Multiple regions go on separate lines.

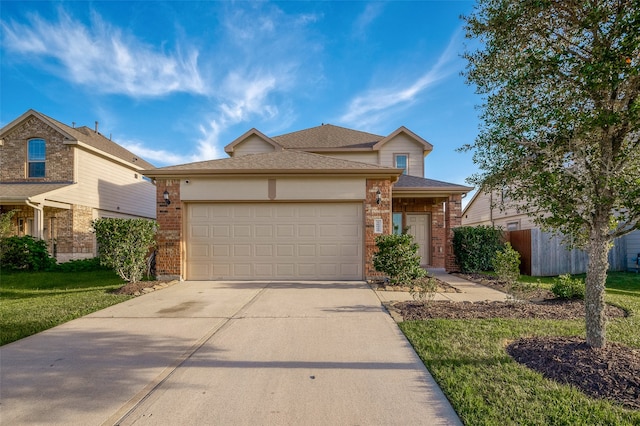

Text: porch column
xmin=25 ymin=201 xmax=44 ymax=240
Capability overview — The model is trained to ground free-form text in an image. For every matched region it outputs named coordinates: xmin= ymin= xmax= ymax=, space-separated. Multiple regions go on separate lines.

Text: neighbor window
xmin=506 ymin=221 xmax=520 ymax=231
xmin=394 ymin=154 xmax=408 ymax=174
xmin=28 ymin=138 xmax=46 ymax=178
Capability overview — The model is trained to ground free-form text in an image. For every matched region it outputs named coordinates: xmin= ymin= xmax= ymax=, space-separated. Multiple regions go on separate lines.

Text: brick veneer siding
xmin=444 ymin=194 xmax=463 ymax=272
xmin=365 ymin=179 xmax=392 ymax=279
xmin=1 ymin=116 xmax=74 ymax=182
xmin=155 ymin=179 xmax=182 ymax=280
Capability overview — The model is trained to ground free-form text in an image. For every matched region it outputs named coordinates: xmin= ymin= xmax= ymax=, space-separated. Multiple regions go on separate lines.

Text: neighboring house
xmin=144 ymin=124 xmax=472 ymax=281
xmin=462 ymin=189 xmax=637 ymax=274
xmin=462 ymin=188 xmax=536 ymax=231
xmin=0 ymin=109 xmax=156 ymax=262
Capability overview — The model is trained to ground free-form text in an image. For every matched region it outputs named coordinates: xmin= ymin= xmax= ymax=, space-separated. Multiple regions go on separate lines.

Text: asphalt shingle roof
xmin=393 ymin=174 xmax=472 ymax=191
xmin=0 ymin=182 xmax=74 ymax=200
xmin=145 ymin=150 xmax=401 ymax=175
xmin=272 ymin=124 xmax=384 ymax=149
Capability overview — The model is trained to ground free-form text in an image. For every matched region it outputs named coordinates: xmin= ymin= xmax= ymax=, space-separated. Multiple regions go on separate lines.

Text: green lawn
xmin=400 ymin=272 xmax=640 ymax=425
xmin=0 ymin=269 xmax=131 ymax=345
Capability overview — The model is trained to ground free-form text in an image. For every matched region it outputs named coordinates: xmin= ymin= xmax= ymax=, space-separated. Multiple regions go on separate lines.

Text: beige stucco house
xmin=144 ymin=124 xmax=471 ymax=281
xmin=0 ymin=109 xmax=156 ymax=262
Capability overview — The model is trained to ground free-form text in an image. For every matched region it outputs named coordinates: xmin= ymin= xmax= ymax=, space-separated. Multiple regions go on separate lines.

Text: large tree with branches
xmin=462 ymin=0 xmax=639 ymax=348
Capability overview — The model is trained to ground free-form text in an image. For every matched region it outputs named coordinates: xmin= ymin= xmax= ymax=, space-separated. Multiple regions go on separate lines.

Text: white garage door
xmin=186 ymin=202 xmax=363 ymax=280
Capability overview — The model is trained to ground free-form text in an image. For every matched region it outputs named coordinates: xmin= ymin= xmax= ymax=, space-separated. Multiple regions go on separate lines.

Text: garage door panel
xmin=233 ymin=245 xmax=252 ymax=256
xmin=255 ymin=225 xmax=273 ymax=237
xmin=212 ymin=225 xmax=230 ymax=237
xmin=298 ymin=245 xmax=316 ymax=256
xmin=276 ymin=224 xmax=295 ymax=237
xmin=186 ymin=202 xmax=362 ymax=280
xmin=254 ymin=264 xmax=273 ymax=276
xmin=233 ymin=225 xmax=252 ymax=237
xmin=276 ymin=264 xmax=295 ymax=276
xmin=255 ymin=244 xmax=273 ymax=256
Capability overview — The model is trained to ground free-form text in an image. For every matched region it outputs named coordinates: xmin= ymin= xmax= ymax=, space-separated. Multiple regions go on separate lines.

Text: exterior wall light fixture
xmin=376 ymin=189 xmax=381 ymax=205
xmin=163 ymin=190 xmax=171 ymax=205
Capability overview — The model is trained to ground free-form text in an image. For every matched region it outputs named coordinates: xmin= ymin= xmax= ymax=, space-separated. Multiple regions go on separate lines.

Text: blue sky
xmin=1 ymin=0 xmax=480 ymax=192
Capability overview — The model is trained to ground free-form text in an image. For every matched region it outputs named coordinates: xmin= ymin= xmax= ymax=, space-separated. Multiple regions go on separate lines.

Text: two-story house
xmin=143 ymin=124 xmax=471 ymax=281
xmin=0 ymin=109 xmax=156 ymax=262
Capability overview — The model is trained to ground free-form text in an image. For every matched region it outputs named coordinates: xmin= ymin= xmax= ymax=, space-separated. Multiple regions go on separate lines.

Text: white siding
xmin=232 ymin=134 xmax=277 ymax=156
xmin=377 ymin=134 xmax=424 ymax=177
xmin=54 ymin=148 xmax=156 ymax=219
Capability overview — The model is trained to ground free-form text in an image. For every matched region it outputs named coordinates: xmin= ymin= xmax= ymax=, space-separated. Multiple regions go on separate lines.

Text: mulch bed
xmin=111 ymin=280 xmax=176 ymax=295
xmin=508 ymin=337 xmax=640 ymax=410
xmin=393 ymin=274 xmax=639 ymax=410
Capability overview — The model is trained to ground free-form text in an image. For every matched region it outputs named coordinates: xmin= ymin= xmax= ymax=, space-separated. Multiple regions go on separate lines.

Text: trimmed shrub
xmin=492 ymin=242 xmax=521 ymax=286
xmin=93 ymin=218 xmax=157 ymax=283
xmin=452 ymin=226 xmax=504 ymax=273
xmin=0 ymin=235 xmax=56 ymax=271
xmin=551 ymin=274 xmax=585 ymax=299
xmin=373 ymin=233 xmax=427 ymax=284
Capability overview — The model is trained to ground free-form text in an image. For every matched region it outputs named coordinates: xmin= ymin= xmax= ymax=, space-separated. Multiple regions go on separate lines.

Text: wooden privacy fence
xmin=506 ymin=229 xmax=626 ymax=276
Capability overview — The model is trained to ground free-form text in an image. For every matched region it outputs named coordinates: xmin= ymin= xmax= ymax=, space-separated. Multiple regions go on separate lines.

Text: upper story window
xmin=28 ymin=138 xmax=46 ymax=178
xmin=394 ymin=154 xmax=408 ymax=175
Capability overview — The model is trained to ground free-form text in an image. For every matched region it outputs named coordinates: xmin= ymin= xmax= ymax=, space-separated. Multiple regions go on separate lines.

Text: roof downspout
xmin=24 ymin=199 xmax=44 ymax=240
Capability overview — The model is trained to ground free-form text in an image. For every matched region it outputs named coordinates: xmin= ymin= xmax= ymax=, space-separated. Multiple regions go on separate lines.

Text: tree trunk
xmin=584 ymin=225 xmax=610 ymax=348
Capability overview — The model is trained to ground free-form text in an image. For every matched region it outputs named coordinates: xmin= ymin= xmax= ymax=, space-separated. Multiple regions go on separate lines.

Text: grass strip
xmin=0 ymin=269 xmax=131 ymax=345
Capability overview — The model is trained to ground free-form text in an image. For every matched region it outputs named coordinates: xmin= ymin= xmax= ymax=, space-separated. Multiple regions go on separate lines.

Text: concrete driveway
xmin=0 ymin=281 xmax=461 ymax=425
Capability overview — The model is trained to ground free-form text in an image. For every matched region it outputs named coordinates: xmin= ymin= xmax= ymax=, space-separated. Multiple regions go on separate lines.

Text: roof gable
xmin=224 ymin=128 xmax=282 ymax=155
xmin=0 ymin=109 xmax=154 ymax=169
xmin=373 ymin=126 xmax=433 ymax=152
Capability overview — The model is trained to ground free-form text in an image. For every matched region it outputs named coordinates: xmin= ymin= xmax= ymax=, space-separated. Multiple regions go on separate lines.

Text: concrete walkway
xmin=1 ymin=280 xmax=462 ymax=425
xmin=374 ymin=268 xmax=511 ymax=304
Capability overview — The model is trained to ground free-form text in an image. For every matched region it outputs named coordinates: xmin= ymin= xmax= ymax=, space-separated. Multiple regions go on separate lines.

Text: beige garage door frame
xmin=185 ymin=202 xmax=364 ymax=280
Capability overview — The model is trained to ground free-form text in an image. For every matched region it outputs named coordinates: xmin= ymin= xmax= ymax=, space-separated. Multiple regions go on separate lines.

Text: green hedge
xmin=452 ymin=226 xmax=504 ymax=273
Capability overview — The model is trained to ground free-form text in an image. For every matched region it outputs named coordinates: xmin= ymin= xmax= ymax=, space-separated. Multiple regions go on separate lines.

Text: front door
xmin=406 ymin=213 xmax=430 ymax=267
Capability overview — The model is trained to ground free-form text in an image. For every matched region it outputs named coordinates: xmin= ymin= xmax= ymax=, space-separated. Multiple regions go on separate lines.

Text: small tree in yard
xmin=93 ymin=218 xmax=157 ymax=283
xmin=463 ymin=1 xmax=640 ymax=348
xmin=373 ymin=233 xmax=427 ymax=284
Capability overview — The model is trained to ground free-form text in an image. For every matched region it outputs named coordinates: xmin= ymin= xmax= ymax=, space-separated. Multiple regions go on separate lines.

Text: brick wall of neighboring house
xmin=3 ymin=204 xmax=94 ymax=262
xmin=392 ymin=197 xmax=448 ymax=269
xmin=155 ymin=179 xmax=182 ymax=279
xmin=1 ymin=116 xmax=74 ymax=182
xmin=365 ymin=178 xmax=392 ymax=279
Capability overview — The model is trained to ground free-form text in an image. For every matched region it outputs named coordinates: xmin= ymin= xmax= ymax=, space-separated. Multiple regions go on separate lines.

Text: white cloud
xmin=2 ymin=4 xmax=322 ymax=165
xmin=339 ymin=29 xmax=463 ymax=127
xmin=352 ymin=3 xmax=384 ymax=38
xmin=1 ymin=9 xmax=205 ymax=97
